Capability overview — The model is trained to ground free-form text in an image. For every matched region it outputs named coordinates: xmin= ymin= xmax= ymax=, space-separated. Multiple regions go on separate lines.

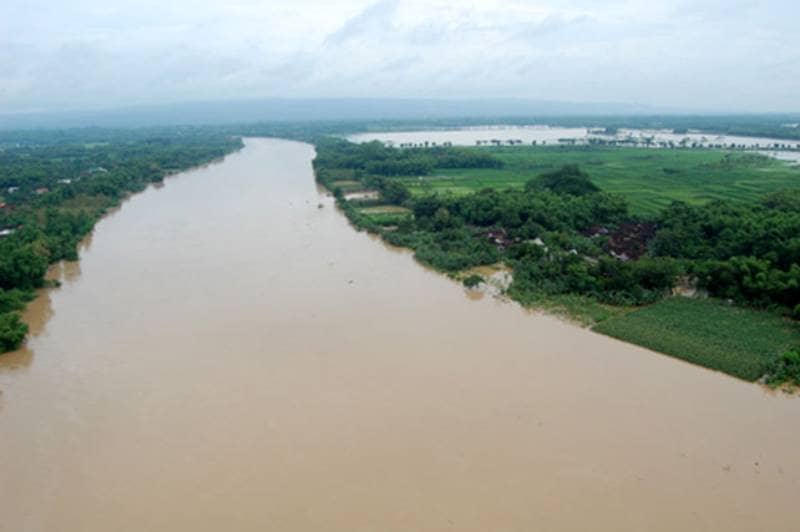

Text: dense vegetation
xmin=313 ymin=137 xmax=503 ymax=178
xmin=314 ymin=137 xmax=800 ymax=385
xmin=0 ymin=131 xmax=242 ymax=351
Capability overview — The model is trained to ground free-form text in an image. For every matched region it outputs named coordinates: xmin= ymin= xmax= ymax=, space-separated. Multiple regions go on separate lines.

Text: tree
xmin=526 ymin=165 xmax=600 ymax=196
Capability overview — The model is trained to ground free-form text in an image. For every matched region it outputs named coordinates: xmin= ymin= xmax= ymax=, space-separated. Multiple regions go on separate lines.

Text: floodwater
xmin=1 ymin=138 xmax=798 ymax=532
xmin=350 ymin=126 xmax=800 ymax=154
xmin=349 ymin=125 xmax=589 ymax=146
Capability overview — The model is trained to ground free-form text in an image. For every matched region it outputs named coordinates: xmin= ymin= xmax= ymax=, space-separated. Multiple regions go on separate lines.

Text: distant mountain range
xmin=0 ymin=98 xmax=665 ymax=130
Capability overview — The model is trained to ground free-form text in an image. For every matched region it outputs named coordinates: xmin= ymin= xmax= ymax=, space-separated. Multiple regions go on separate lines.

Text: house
xmin=7 ymin=186 xmax=19 ymax=194
xmin=0 ymin=228 xmax=15 ymax=238
xmin=484 ymin=228 xmax=517 ymax=249
xmin=606 ymin=222 xmax=658 ymax=261
xmin=35 ymin=187 xmax=49 ymax=195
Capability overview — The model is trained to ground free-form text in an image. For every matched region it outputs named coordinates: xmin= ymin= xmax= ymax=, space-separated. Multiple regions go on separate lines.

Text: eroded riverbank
xmin=1 ymin=138 xmax=799 ymax=532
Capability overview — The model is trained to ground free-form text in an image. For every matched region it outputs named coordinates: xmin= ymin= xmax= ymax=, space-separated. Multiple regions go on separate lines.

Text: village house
xmin=484 ymin=228 xmax=517 ymax=249
xmin=606 ymin=222 xmax=658 ymax=261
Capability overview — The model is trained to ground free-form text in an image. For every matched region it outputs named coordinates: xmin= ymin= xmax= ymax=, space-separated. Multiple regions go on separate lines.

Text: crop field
xmin=397 ymin=146 xmax=800 ymax=215
xmin=357 ymin=206 xmax=411 ymax=226
xmin=594 ymin=297 xmax=800 ymax=381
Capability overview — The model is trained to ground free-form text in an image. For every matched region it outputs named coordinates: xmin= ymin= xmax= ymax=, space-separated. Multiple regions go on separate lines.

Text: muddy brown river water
xmin=1 ymin=138 xmax=798 ymax=532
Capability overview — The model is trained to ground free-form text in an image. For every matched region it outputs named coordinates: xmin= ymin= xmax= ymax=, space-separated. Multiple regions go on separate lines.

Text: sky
xmin=1 ymin=0 xmax=799 ymax=114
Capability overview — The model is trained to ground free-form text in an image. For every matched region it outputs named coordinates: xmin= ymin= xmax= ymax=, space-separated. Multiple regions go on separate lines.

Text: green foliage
xmin=595 ymin=298 xmax=800 ymax=381
xmin=0 ymin=312 xmax=28 ymax=352
xmin=371 ymin=178 xmax=411 ymax=205
xmin=413 ymin=228 xmax=501 ymax=272
xmin=462 ymin=274 xmax=483 ymax=288
xmin=651 ymin=198 xmax=800 ymax=311
xmin=0 ymin=289 xmax=34 ymax=314
xmin=765 ymin=347 xmax=800 ymax=387
xmin=0 ymin=238 xmax=49 ymax=290
xmin=312 ymin=137 xmax=504 ymax=181
xmin=509 ymin=254 xmax=681 ymax=307
xmin=526 ymin=164 xmax=600 ymax=196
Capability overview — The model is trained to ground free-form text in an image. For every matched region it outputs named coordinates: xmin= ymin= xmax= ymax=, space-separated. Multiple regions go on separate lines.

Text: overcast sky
xmin=2 ymin=0 xmax=799 ymax=113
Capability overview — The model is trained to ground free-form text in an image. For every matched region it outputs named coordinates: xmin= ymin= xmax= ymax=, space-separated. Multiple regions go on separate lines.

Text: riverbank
xmin=313 ymin=136 xmax=800 ymax=387
xmin=0 ymin=133 xmax=244 ymax=353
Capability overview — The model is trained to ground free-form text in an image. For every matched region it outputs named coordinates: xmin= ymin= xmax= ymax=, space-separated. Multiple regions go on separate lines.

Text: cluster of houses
xmin=483 ymin=228 xmax=518 ymax=249
xmin=585 ymin=222 xmax=658 ymax=262
xmin=480 ymin=223 xmax=658 ymax=263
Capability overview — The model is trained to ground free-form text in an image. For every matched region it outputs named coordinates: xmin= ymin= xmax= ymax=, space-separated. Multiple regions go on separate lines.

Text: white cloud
xmin=0 ymin=0 xmax=798 ymax=112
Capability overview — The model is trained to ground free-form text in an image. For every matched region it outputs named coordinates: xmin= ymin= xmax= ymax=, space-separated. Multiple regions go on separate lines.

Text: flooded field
xmin=350 ymin=126 xmax=800 ymax=160
xmin=1 ymin=138 xmax=798 ymax=532
xmin=350 ymin=126 xmax=589 ymax=146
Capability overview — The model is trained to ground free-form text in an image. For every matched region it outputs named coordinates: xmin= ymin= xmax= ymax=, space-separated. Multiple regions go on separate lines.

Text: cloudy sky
xmin=2 ymin=0 xmax=798 ymax=113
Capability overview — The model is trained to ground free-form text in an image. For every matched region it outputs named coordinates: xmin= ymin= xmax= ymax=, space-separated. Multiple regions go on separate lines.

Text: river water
xmin=1 ymin=138 xmax=798 ymax=532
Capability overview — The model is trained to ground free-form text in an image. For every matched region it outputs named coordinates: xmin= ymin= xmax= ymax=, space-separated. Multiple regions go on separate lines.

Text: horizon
xmin=2 ymin=97 xmax=800 ymax=131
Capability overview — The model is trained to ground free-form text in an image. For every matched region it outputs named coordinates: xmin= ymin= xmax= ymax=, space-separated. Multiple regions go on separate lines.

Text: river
xmin=1 ymin=138 xmax=798 ymax=532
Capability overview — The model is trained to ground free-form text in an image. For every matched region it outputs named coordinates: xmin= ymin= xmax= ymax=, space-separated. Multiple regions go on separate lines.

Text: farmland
xmin=394 ymin=146 xmax=800 ymax=215
xmin=594 ymin=298 xmax=800 ymax=381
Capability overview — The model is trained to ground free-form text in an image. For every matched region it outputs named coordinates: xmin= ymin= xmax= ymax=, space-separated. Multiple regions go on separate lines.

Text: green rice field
xmin=398 ymin=146 xmax=800 ymax=215
xmin=594 ymin=298 xmax=800 ymax=381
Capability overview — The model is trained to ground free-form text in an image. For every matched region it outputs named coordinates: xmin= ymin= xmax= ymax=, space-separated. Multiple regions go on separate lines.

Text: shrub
xmin=765 ymin=347 xmax=800 ymax=386
xmin=463 ymin=274 xmax=483 ymax=288
xmin=0 ymin=312 xmax=28 ymax=352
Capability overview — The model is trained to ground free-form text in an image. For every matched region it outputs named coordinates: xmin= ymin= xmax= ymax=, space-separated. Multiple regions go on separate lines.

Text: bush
xmin=463 ymin=274 xmax=483 ymax=288
xmin=0 ymin=312 xmax=28 ymax=352
xmin=765 ymin=347 xmax=800 ymax=386
xmin=526 ymin=165 xmax=600 ymax=196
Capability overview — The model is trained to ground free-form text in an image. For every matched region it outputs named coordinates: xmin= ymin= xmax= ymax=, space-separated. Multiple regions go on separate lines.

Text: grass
xmin=399 ymin=146 xmax=800 ymax=215
xmin=355 ymin=205 xmax=411 ymax=226
xmin=509 ymin=290 xmax=629 ymax=327
xmin=359 ymin=205 xmax=411 ymax=214
xmin=330 ymin=179 xmax=366 ymax=192
xmin=593 ymin=297 xmax=800 ymax=381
